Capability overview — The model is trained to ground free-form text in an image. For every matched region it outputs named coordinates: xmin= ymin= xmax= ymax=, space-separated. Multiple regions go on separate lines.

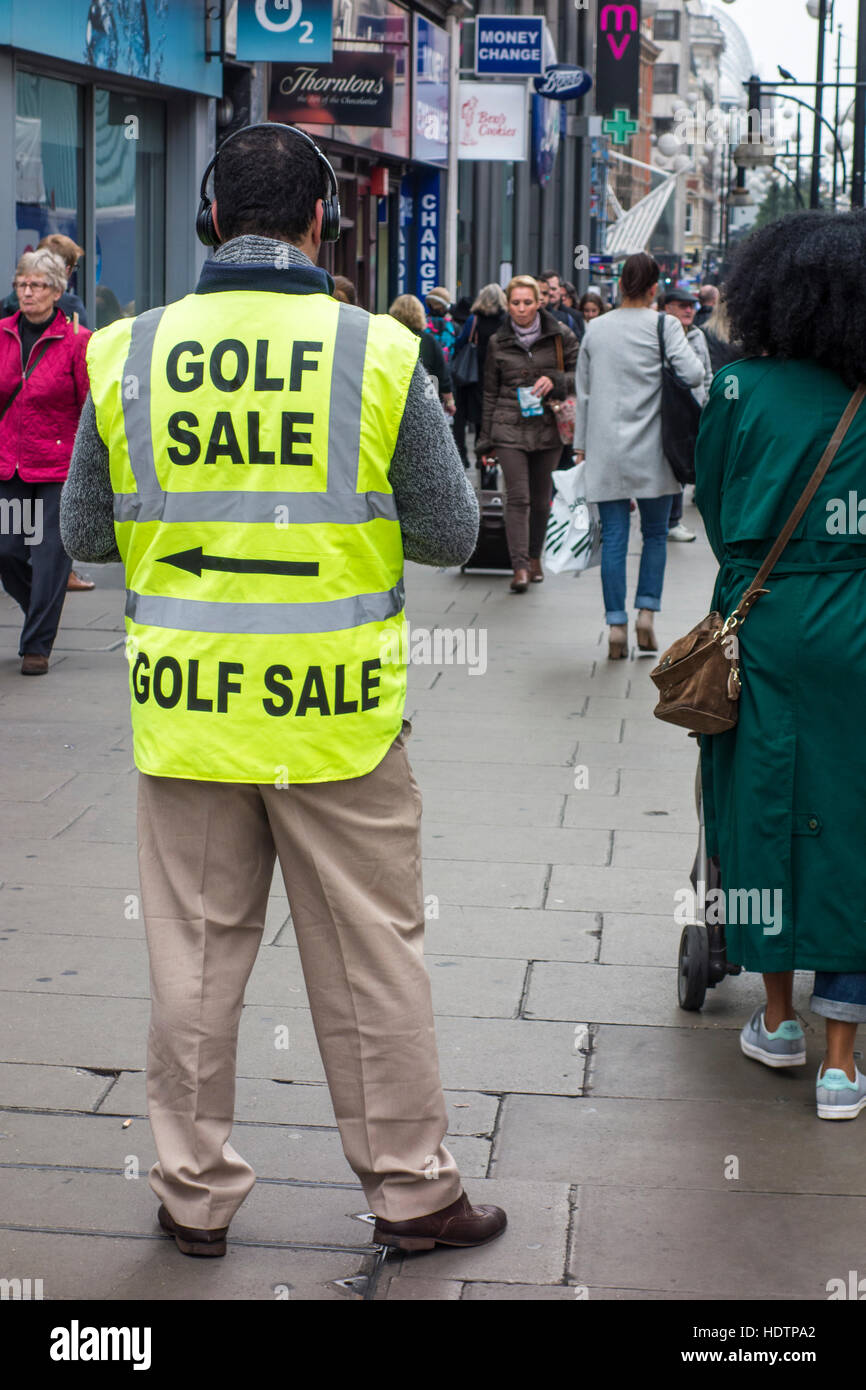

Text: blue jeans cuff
xmin=635 ymin=595 xmax=661 ymax=612
xmin=810 ymin=993 xmax=866 ymax=1023
xmin=605 ymin=610 xmax=628 ymax=626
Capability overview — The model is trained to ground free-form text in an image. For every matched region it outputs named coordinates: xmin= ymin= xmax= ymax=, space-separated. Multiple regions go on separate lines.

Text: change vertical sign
xmin=415 ymin=170 xmax=441 ymax=300
xmin=595 ymin=2 xmax=641 ymax=118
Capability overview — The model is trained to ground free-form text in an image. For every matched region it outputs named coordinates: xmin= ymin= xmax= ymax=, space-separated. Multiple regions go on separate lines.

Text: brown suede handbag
xmin=650 ymin=383 xmax=866 ymax=734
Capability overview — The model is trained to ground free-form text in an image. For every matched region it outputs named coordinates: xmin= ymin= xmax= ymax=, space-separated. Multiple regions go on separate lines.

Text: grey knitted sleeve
xmin=60 ymin=364 xmax=480 ymax=570
xmin=60 ymin=393 xmax=121 ymax=563
xmin=390 ymin=362 xmax=479 ymax=567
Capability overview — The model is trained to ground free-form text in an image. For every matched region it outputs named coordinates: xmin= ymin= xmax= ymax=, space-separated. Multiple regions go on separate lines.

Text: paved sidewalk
xmin=0 ymin=492 xmax=856 ymax=1302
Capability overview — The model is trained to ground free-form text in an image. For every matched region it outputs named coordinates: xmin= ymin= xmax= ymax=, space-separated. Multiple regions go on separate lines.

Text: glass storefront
xmin=13 ymin=70 xmax=166 ymax=329
xmin=94 ymin=89 xmax=166 ymax=327
xmin=14 ymin=72 xmax=84 ymax=270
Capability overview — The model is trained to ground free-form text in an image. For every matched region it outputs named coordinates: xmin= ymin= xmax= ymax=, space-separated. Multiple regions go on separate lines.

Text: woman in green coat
xmin=694 ymin=210 xmax=866 ymax=1120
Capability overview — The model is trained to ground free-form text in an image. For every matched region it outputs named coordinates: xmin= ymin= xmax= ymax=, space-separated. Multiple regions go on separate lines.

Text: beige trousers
xmin=136 ymin=724 xmax=461 ymax=1230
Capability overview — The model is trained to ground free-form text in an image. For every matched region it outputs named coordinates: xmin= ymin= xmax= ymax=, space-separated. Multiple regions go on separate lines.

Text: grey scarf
xmin=511 ymin=312 xmax=543 ymax=351
xmin=213 ymin=235 xmax=314 ymax=269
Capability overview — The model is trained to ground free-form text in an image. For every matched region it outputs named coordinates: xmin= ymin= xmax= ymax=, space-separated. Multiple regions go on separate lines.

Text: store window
xmin=330 ymin=0 xmax=410 ymax=158
xmin=654 ymin=65 xmax=680 ymax=95
xmin=653 ymin=12 xmax=680 ymax=42
xmin=94 ymin=90 xmax=166 ymax=328
xmin=14 ymin=72 xmax=84 ymax=281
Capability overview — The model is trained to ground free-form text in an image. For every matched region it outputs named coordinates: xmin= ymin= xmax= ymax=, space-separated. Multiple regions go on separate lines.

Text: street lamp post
xmin=853 ymin=0 xmax=866 ymax=205
xmin=809 ymin=0 xmax=829 ymax=207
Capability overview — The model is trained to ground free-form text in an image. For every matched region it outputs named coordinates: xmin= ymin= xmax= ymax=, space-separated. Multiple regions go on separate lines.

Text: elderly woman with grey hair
xmin=451 ymin=284 xmax=507 ymax=467
xmin=0 ymin=249 xmax=92 ymax=673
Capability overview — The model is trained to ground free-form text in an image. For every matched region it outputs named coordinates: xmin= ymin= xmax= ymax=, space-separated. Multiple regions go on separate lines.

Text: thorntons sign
xmin=269 ymin=52 xmax=395 ymax=127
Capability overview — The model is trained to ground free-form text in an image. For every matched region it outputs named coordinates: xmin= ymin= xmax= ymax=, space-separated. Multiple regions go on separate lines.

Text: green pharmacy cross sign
xmin=603 ymin=107 xmax=639 ymax=145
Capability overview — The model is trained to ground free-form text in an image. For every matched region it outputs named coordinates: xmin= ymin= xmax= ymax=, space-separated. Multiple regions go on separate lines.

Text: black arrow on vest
xmin=157 ymin=547 xmax=319 ymax=578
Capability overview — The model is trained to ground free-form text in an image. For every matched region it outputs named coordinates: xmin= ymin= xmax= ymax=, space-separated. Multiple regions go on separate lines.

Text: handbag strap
xmin=724 ymin=383 xmax=866 ymax=633
xmin=555 ymin=333 xmax=564 ymax=373
xmin=657 ymin=313 xmax=666 ymax=364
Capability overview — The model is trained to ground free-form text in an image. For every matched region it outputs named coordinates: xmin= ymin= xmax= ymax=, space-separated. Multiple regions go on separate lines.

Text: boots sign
xmin=533 ymin=65 xmax=593 ymax=102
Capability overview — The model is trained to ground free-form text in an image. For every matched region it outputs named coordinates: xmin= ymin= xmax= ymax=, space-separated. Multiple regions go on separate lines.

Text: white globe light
xmin=782 ymin=106 xmax=796 ymax=121
xmin=650 ymin=133 xmax=658 ymax=145
xmin=673 ymin=154 xmax=692 ymax=171
xmin=657 ymin=133 xmax=682 ymax=157
xmin=806 ymin=0 xmax=821 ymax=16
xmin=839 ymin=130 xmax=852 ymax=151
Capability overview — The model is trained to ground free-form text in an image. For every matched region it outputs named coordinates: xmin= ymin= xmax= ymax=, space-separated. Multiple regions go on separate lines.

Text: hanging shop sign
xmin=532 ymin=22 xmax=560 ymax=187
xmin=458 ymin=82 xmax=527 ymax=162
xmin=414 ymin=170 xmax=441 ymax=300
xmin=475 ymin=16 xmax=544 ymax=78
xmin=595 ymin=1 xmax=642 ymax=117
xmin=533 ymin=65 xmax=593 ymax=101
xmin=269 ymin=52 xmax=395 ymax=126
xmin=414 ymin=16 xmax=450 ymax=167
xmin=236 ymin=0 xmax=333 ymax=64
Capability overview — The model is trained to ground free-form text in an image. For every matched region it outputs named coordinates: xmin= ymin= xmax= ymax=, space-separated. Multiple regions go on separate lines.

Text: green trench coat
xmin=694 ymin=357 xmax=866 ymax=973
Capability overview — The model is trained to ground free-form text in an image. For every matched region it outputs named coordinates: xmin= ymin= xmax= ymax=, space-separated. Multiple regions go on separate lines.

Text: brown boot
xmin=157 ymin=1203 xmax=229 ymax=1257
xmin=510 ymin=568 xmax=530 ymax=593
xmin=373 ymin=1190 xmax=507 ymax=1251
xmin=21 ymin=654 xmax=49 ymax=675
xmin=67 ymin=570 xmax=95 ymax=591
xmin=528 ymin=558 xmax=544 ymax=583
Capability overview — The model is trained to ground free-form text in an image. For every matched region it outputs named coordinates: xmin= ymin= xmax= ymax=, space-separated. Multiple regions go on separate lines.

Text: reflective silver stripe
xmin=121 ymin=306 xmax=166 ymax=508
xmin=328 ymin=303 xmax=370 ymax=492
xmin=125 ymin=581 xmax=405 ymax=635
xmin=113 ymin=489 xmax=398 ymax=525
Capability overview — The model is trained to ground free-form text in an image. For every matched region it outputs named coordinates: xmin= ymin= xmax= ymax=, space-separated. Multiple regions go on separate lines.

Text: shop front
xmin=267 ymin=0 xmax=451 ymax=312
xmin=0 ymin=0 xmax=221 ymax=326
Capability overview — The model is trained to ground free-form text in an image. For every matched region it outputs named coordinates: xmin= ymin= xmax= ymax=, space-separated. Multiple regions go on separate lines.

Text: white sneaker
xmin=668 ymin=523 xmax=696 ymax=542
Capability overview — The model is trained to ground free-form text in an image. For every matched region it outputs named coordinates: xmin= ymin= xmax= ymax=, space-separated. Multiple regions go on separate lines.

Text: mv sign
xmin=595 ymin=3 xmax=641 ymax=118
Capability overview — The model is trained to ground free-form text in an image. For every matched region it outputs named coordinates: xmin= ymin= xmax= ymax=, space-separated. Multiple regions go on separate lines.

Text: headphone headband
xmin=196 ymin=122 xmax=341 ymax=247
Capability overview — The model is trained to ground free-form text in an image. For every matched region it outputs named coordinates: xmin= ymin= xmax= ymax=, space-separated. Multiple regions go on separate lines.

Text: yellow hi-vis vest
xmin=86 ymin=291 xmax=419 ymax=783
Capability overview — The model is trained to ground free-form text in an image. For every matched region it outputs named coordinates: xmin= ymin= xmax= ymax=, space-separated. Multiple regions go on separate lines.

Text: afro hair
xmin=723 ymin=210 xmax=866 ymax=389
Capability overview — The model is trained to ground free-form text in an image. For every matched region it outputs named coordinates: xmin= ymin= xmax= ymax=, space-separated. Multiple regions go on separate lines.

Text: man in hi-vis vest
xmin=61 ymin=124 xmax=507 ymax=1258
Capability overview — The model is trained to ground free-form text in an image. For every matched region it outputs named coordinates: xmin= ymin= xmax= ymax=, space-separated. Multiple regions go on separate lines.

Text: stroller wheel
xmin=677 ymin=922 xmax=709 ymax=1011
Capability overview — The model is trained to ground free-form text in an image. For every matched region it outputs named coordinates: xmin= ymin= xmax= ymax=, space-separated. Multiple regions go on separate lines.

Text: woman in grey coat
xmin=574 ymin=252 xmax=704 ymax=658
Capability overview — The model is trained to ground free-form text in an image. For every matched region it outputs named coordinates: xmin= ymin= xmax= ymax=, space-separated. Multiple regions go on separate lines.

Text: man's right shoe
xmin=157 ymin=1203 xmax=228 ymax=1257
xmin=816 ymin=1064 xmax=866 ymax=1120
xmin=373 ymin=1190 xmax=507 ymax=1252
xmin=20 ymin=654 xmax=49 ymax=675
xmin=739 ymin=1006 xmax=806 ymax=1068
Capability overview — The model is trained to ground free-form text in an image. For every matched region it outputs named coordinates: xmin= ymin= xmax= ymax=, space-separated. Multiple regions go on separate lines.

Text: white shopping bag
xmin=543 ymin=461 xmax=602 ymax=575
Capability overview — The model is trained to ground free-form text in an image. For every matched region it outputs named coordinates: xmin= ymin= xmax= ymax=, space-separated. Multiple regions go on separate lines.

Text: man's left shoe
xmin=67 ymin=570 xmax=95 ymax=591
xmin=528 ymin=558 xmax=544 ymax=583
xmin=816 ymin=1064 xmax=866 ymax=1120
xmin=739 ymin=1006 xmax=806 ymax=1068
xmin=667 ymin=523 xmax=696 ymax=542
xmin=157 ymin=1203 xmax=229 ymax=1257
xmin=373 ymin=1190 xmax=507 ymax=1251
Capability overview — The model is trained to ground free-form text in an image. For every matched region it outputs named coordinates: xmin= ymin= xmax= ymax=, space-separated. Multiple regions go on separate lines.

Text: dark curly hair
xmin=724 ymin=210 xmax=866 ymax=388
xmin=213 ymin=126 xmax=329 ymax=245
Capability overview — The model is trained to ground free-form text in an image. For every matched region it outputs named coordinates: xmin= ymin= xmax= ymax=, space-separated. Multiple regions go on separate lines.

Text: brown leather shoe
xmin=20 ymin=654 xmax=49 ymax=676
xmin=372 ymin=1190 xmax=507 ymax=1252
xmin=528 ymin=558 xmax=544 ymax=583
xmin=67 ymin=570 xmax=95 ymax=591
xmin=157 ymin=1203 xmax=228 ymax=1257
xmin=509 ymin=568 xmax=530 ymax=593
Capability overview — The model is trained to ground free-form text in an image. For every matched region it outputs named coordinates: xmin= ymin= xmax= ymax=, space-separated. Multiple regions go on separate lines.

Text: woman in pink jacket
xmin=0 ymin=249 xmax=92 ymax=674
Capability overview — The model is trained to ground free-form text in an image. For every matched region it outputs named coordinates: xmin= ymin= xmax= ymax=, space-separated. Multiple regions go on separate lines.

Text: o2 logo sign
xmin=237 ymin=0 xmax=333 ymax=62
xmin=255 ymin=0 xmax=313 ymax=42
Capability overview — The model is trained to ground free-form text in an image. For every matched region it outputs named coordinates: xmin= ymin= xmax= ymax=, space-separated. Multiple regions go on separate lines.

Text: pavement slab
xmin=0 ymin=511 xmax=846 ymax=1303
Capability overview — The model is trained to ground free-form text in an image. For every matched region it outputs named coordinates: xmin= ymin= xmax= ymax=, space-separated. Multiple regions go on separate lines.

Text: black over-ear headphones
xmin=196 ymin=122 xmax=342 ymax=248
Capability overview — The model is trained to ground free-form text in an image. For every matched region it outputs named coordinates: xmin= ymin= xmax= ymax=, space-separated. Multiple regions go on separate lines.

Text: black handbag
xmin=657 ymin=315 xmax=703 ymax=486
xmin=452 ymin=318 xmax=479 ymax=387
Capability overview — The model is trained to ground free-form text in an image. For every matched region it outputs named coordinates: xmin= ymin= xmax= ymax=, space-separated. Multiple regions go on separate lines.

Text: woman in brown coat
xmin=476 ymin=275 xmax=579 ymax=591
